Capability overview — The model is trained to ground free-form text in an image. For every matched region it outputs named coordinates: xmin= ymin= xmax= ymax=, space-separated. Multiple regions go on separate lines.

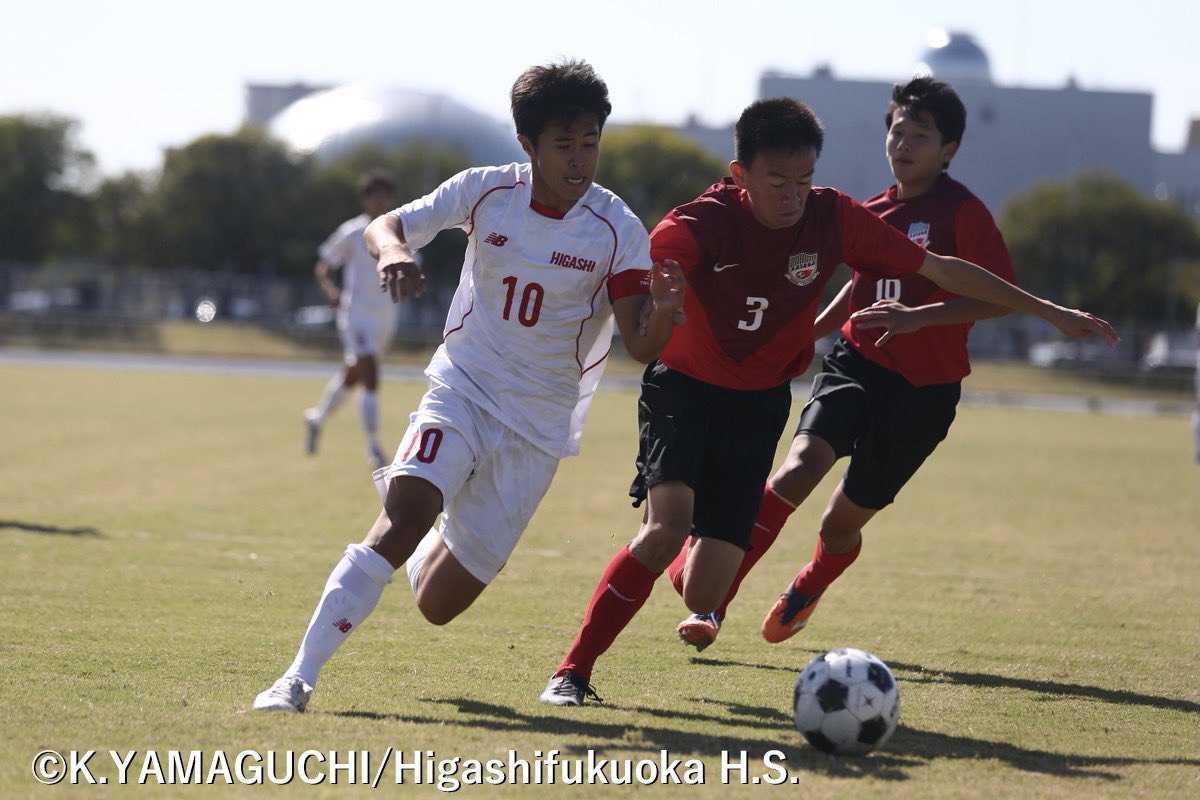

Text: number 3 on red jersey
xmin=738 ymin=296 xmax=769 ymax=332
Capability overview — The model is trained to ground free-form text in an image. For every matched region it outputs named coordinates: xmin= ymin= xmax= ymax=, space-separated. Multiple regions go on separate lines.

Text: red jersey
xmin=843 ymin=174 xmax=1016 ymax=386
xmin=651 ymin=179 xmax=926 ymax=389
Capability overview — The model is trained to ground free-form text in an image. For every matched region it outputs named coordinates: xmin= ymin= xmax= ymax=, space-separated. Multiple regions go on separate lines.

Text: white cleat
xmin=253 ymin=676 xmax=313 ymax=713
xmin=368 ymin=444 xmax=387 ymax=470
xmin=304 ymin=411 xmax=321 ymax=455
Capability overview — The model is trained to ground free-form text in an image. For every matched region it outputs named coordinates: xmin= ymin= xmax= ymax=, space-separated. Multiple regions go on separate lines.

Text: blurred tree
xmin=597 ymin=125 xmax=726 ymax=229
xmin=0 ymin=114 xmax=95 ymax=262
xmin=1001 ymin=170 xmax=1200 ymax=324
xmin=150 ymin=128 xmax=317 ymax=276
xmin=88 ymin=171 xmax=159 ymax=266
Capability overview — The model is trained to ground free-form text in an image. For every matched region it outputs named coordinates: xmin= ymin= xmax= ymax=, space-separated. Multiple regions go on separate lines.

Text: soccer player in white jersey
xmin=304 ymin=171 xmax=403 ymax=468
xmin=253 ymin=59 xmax=686 ymax=713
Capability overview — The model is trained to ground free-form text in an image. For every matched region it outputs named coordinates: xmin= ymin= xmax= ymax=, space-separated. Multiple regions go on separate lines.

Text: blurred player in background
xmin=253 ymin=59 xmax=685 ymax=714
xmin=304 ymin=170 xmax=404 ymax=469
xmin=541 ymin=93 xmax=1118 ymax=705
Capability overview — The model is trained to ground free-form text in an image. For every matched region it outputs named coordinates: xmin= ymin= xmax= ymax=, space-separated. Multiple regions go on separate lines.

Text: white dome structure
xmin=269 ymin=84 xmax=525 ymax=165
xmin=915 ymin=30 xmax=993 ymax=84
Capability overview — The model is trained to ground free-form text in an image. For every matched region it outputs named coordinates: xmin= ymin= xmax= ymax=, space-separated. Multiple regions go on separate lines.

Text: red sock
xmin=714 ymin=484 xmax=797 ymax=619
xmin=556 ymin=545 xmax=660 ymax=680
xmin=667 ymin=539 xmax=689 ymax=598
xmin=792 ymin=536 xmax=861 ymax=598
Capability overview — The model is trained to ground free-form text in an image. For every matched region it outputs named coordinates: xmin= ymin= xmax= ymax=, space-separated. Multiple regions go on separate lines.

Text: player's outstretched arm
xmin=918 ymin=253 xmax=1119 ymax=345
xmin=850 ymin=297 xmax=1009 ymax=347
xmin=814 ymin=280 xmax=852 ymax=340
xmin=364 ymin=214 xmax=425 ymax=303
xmin=614 ymin=260 xmax=686 ymax=363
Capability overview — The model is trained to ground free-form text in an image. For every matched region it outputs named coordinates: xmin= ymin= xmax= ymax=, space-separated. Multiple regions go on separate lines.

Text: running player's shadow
xmin=693 ymin=655 xmax=1200 ymax=715
xmin=886 ymin=659 xmax=1200 ymax=715
xmin=0 ymin=519 xmax=102 ymax=536
xmin=335 ymin=697 xmax=1197 ymax=781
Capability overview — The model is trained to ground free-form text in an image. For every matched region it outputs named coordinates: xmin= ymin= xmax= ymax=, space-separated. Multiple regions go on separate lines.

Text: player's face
xmin=361 ymin=188 xmax=395 ymax=219
xmin=730 ymin=147 xmax=817 ymax=229
xmin=520 ymin=113 xmax=601 ymax=213
xmin=886 ymin=108 xmax=957 ymax=195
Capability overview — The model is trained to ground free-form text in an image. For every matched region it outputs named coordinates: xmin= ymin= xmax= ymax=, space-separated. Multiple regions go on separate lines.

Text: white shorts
xmin=339 ymin=307 xmax=397 ymax=363
xmin=371 ymin=379 xmax=560 ymax=585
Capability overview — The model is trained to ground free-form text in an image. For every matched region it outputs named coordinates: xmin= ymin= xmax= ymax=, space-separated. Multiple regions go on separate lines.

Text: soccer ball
xmin=793 ymin=647 xmax=900 ymax=755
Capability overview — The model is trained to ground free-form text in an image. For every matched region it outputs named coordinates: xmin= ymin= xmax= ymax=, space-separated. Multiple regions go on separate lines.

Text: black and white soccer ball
xmin=793 ymin=647 xmax=900 ymax=755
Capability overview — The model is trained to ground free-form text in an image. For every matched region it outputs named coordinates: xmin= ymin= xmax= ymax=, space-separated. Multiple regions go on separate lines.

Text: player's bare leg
xmin=364 ymin=476 xmax=443 ymax=568
xmin=769 ymin=433 xmax=838 ymax=506
xmin=678 ymin=537 xmax=743 ymax=615
xmin=762 ymin=484 xmax=876 ymax=642
xmin=408 ymin=535 xmax=487 ymax=625
xmin=672 ymin=433 xmax=837 ymax=649
xmin=672 ymin=536 xmax=743 ymax=651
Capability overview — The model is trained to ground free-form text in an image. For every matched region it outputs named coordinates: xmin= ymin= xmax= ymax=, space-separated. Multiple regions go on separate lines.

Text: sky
xmin=3 ymin=0 xmax=1197 ymax=177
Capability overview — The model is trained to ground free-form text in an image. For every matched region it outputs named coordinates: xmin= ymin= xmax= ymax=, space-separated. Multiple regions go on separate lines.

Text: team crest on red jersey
xmin=785 ymin=252 xmax=819 ymax=287
xmin=906 ymin=222 xmax=931 ymax=249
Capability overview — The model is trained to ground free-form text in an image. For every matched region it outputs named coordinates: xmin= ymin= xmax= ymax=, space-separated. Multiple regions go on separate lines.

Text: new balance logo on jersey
xmin=907 ymin=222 xmax=931 ymax=249
xmin=333 ymin=618 xmax=352 ymax=633
xmin=550 ymin=251 xmax=597 ymax=273
xmin=484 ymin=232 xmax=509 ymax=247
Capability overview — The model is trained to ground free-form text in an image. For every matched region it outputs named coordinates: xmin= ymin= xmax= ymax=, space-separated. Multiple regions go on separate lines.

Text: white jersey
xmin=318 ymin=213 xmax=397 ymax=326
xmin=393 ymin=162 xmax=652 ymax=457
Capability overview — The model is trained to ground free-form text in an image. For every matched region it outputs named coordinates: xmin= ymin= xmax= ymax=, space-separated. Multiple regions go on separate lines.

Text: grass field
xmin=0 ymin=360 xmax=1196 ymax=798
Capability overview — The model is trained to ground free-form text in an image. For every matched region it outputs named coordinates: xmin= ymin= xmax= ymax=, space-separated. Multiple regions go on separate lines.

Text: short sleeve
xmin=393 ymin=168 xmax=482 ymax=250
xmin=955 ymin=197 xmax=1017 ymax=284
xmin=839 ymin=195 xmax=926 ymax=280
xmin=606 ymin=206 xmax=653 ymax=302
xmin=649 ymin=213 xmax=705 ymax=279
xmin=317 ymin=223 xmax=355 ymax=268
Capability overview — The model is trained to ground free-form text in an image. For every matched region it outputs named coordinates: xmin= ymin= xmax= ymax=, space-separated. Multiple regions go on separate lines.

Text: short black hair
xmin=886 ymin=76 xmax=967 ymax=147
xmin=735 ymin=98 xmax=825 ymax=165
xmin=355 ymin=169 xmax=396 ymax=197
xmin=510 ymin=59 xmax=612 ymax=142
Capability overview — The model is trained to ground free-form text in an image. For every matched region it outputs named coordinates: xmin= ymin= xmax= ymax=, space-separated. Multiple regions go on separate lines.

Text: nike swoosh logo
xmin=714 ymin=263 xmax=739 ymax=272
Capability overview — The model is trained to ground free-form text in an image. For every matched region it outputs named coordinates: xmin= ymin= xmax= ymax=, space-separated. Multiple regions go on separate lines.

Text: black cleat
xmin=539 ymin=670 xmax=604 ymax=706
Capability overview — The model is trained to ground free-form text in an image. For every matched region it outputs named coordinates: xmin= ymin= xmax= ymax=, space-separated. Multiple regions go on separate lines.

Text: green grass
xmin=0 ymin=362 xmax=1196 ymax=798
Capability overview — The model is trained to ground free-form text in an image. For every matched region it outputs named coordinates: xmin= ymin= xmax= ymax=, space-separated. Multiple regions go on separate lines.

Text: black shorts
xmin=797 ymin=337 xmax=961 ymax=510
xmin=629 ymin=362 xmax=792 ymax=549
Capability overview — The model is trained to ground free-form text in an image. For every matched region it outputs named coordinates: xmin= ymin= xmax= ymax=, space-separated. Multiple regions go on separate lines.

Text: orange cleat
xmin=676 ymin=612 xmax=721 ymax=652
xmin=761 ymin=585 xmax=824 ymax=643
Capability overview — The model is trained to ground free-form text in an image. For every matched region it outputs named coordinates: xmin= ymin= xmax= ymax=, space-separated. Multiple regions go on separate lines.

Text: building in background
xmin=246 ymin=83 xmax=524 ymax=166
xmin=244 ymin=34 xmax=1197 ymax=219
xmin=678 ymin=31 xmax=1199 ymax=220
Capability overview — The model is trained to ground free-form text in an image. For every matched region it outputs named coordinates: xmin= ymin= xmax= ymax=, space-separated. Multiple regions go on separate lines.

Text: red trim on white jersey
xmin=443 ymin=297 xmax=475 ymax=340
xmin=529 ymin=197 xmax=567 ymax=219
xmin=466 ymin=181 xmax=524 ymax=237
xmin=574 ymin=203 xmax=620 ymax=374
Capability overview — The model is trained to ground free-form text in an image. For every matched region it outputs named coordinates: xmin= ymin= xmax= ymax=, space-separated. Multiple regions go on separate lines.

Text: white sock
xmin=359 ymin=389 xmax=380 ymax=450
xmin=285 ymin=543 xmax=394 ymax=688
xmin=311 ymin=374 xmax=347 ymax=423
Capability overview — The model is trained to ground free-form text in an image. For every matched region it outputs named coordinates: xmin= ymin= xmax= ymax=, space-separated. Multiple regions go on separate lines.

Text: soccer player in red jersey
xmin=669 ymin=76 xmax=1047 ymax=650
xmin=540 ymin=94 xmax=1118 ymax=705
